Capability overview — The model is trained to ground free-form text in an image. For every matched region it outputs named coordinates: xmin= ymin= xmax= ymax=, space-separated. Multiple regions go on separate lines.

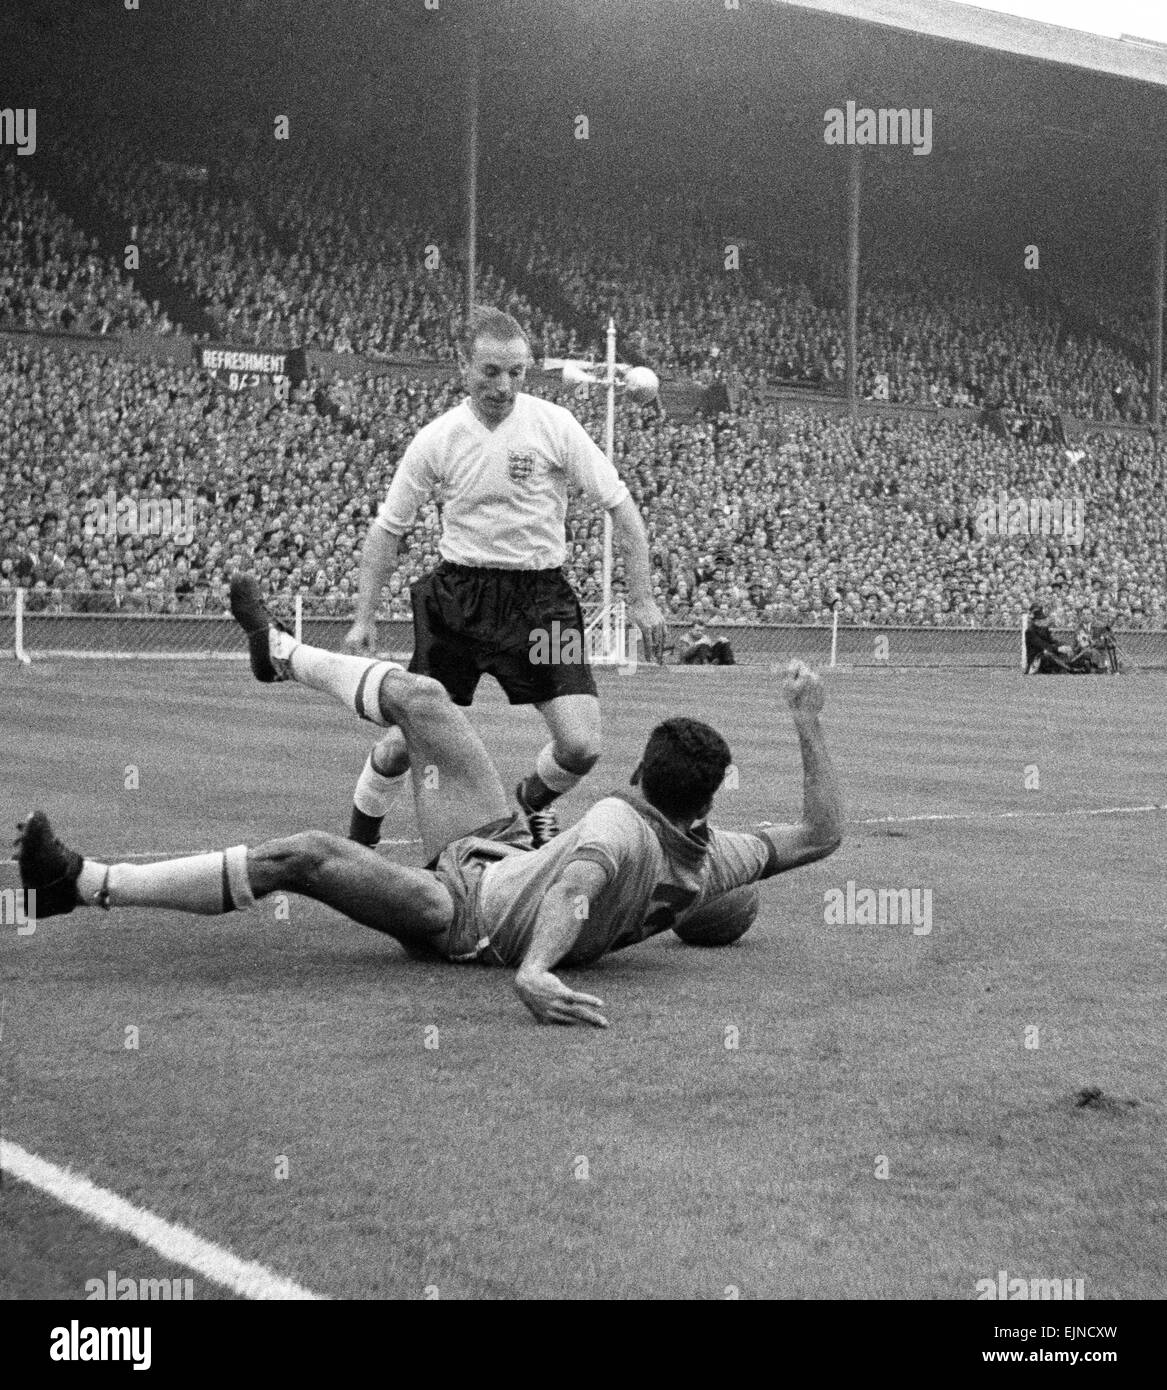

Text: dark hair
xmin=461 ymin=306 xmax=530 ymax=359
xmin=638 ymin=717 xmax=732 ymax=821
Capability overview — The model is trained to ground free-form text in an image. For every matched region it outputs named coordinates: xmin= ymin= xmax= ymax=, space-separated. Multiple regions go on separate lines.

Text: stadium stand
xmin=6 ymin=134 xmax=1157 ymax=420
xmin=1 ymin=130 xmax=1165 ymax=646
xmin=42 ymin=131 xmax=568 ymax=359
xmin=1 ymin=158 xmax=173 ymax=336
xmin=2 ymin=337 xmax=1163 ymax=635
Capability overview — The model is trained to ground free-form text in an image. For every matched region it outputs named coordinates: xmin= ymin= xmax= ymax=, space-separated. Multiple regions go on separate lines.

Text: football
xmin=623 ymin=365 xmax=660 ymax=404
xmin=673 ymin=885 xmax=760 ymax=947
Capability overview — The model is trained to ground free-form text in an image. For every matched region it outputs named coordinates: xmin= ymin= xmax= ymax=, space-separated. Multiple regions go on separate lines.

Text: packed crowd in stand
xmin=51 ymin=133 xmax=565 ymax=361
xmin=2 ymin=340 xmax=1163 ymax=632
xmin=1 ymin=139 xmax=1158 ymax=419
xmin=2 ymin=140 xmax=1165 ymax=633
xmin=484 ymin=178 xmax=1158 ymax=421
xmin=1 ymin=159 xmax=173 ymax=336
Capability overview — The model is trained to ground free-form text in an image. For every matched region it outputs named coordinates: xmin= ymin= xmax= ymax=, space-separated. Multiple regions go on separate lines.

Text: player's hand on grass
xmin=515 ymin=967 xmax=609 ymax=1028
xmin=782 ymin=659 xmax=825 ymax=720
xmin=629 ymin=596 xmax=668 ymax=665
xmin=344 ymin=618 xmax=377 ymax=653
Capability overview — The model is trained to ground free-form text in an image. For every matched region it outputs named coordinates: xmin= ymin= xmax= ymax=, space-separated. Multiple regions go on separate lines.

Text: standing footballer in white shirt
xmin=343 ymin=306 xmax=668 ymax=848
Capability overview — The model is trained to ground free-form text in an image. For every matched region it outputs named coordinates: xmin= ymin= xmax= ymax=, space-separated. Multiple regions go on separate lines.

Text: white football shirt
xmin=375 ymin=394 xmax=629 ymax=569
xmin=475 ymin=793 xmax=779 ymax=967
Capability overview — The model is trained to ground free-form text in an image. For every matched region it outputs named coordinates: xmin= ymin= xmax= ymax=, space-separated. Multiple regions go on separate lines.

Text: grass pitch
xmin=1 ymin=659 xmax=1164 ymax=1299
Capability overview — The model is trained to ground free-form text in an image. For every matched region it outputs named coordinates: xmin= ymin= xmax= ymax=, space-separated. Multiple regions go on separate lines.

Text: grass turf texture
xmin=1 ymin=660 xmax=1164 ymax=1299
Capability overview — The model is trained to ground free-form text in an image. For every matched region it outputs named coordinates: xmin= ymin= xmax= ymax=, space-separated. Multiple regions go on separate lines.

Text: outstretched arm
xmin=609 ymin=494 xmax=667 ymax=663
xmin=514 ymin=858 xmax=610 ymax=1027
xmin=346 ymin=525 xmax=402 ymax=652
xmin=758 ymin=661 xmax=844 ymax=872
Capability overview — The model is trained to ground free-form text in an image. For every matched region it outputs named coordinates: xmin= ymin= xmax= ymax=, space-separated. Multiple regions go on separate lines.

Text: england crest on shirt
xmin=507 ymin=449 xmax=539 ymax=483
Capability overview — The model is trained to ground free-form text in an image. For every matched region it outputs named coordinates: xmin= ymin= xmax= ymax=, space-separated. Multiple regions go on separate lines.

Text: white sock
xmin=353 ymin=752 xmax=405 ymax=818
xmin=288 ymin=645 xmax=401 ymax=724
xmin=76 ymin=847 xmax=254 ymax=915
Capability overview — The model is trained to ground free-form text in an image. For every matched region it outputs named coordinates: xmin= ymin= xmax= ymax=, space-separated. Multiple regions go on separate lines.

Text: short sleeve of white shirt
xmin=554 ymin=407 xmax=629 ymax=510
xmin=375 ymin=433 xmax=436 ymax=537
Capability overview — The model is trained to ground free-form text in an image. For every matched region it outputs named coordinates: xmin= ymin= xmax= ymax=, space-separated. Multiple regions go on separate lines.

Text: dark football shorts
xmin=408 ymin=561 xmax=599 ymax=706
xmin=426 ymin=811 xmax=533 ymax=965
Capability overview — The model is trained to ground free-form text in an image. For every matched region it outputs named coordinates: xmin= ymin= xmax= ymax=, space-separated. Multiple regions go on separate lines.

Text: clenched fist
xmin=344 ymin=618 xmax=377 ymax=653
xmin=782 ymin=660 xmax=825 ymax=720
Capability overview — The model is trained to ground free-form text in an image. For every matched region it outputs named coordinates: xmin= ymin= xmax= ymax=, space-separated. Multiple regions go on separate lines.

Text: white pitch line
xmin=87 ymin=803 xmax=1167 ymax=861
xmin=848 ymin=803 xmax=1167 ymax=826
xmin=0 ymin=1140 xmax=325 ymax=1301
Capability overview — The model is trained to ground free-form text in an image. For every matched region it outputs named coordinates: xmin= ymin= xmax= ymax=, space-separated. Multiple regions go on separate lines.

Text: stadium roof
xmin=774 ymin=0 xmax=1167 ymax=86
xmin=8 ymin=0 xmax=1165 ymax=182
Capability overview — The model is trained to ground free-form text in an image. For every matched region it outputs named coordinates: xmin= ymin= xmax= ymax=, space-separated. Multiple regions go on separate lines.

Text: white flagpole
xmin=15 ymin=586 xmax=30 ymax=665
xmin=602 ymin=316 xmax=616 ymax=652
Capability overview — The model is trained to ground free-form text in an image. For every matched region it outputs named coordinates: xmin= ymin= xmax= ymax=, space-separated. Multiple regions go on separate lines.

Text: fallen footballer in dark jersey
xmin=14 ymin=577 xmax=843 ymax=1029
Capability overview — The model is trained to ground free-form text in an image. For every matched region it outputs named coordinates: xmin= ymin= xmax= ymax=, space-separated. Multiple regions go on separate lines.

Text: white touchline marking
xmin=855 ymin=803 xmax=1167 ymax=825
xmin=90 ymin=804 xmax=1167 ymax=861
xmin=760 ymin=804 xmax=1167 ymax=828
xmin=0 ymin=1140 xmax=325 ymax=1301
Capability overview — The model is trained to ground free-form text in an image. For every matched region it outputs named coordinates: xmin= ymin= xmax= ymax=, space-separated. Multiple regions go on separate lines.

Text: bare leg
xmin=371 ymin=727 xmax=410 ymax=777
xmin=59 ymin=826 xmax=451 ymax=956
xmin=373 ymin=671 xmax=510 ymax=863
xmin=535 ymin=693 xmax=602 ymax=775
xmin=258 ymin=634 xmax=509 ymax=861
xmin=249 ymin=830 xmax=453 ymax=952
xmin=518 ymin=693 xmax=603 ymax=810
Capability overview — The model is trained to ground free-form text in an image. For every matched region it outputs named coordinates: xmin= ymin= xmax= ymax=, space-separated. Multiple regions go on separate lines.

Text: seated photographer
xmin=1026 ymin=606 xmax=1117 ymax=675
xmin=678 ymin=620 xmax=736 ymax=666
xmin=1024 ymin=604 xmax=1076 ymax=674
